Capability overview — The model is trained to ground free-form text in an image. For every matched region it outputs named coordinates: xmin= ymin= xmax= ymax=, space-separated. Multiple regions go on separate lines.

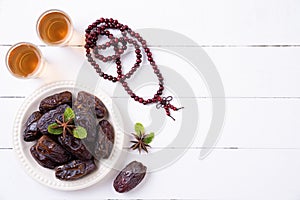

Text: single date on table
xmin=113 ymin=161 xmax=147 ymax=193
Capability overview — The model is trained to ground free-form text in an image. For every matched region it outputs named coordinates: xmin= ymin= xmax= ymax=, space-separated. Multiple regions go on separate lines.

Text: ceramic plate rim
xmin=12 ymin=80 xmax=124 ymax=191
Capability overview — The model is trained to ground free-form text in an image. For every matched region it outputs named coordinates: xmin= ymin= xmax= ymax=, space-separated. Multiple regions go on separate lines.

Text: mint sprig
xmin=48 ymin=123 xmax=63 ymax=135
xmin=134 ymin=122 xmax=145 ymax=137
xmin=64 ymin=107 xmax=75 ymax=122
xmin=143 ymin=132 xmax=154 ymax=144
xmin=130 ymin=122 xmax=155 ymax=153
xmin=73 ymin=126 xmax=88 ymax=139
xmin=47 ymin=107 xmax=87 ymax=139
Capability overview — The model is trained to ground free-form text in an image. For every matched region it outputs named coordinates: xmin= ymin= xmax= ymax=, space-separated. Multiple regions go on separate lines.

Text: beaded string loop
xmin=156 ymin=96 xmax=173 ymax=109
xmin=84 ymin=17 xmax=183 ymax=120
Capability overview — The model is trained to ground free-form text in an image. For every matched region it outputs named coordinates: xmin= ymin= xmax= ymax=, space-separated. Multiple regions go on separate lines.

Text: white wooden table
xmin=1 ymin=0 xmax=300 ymax=199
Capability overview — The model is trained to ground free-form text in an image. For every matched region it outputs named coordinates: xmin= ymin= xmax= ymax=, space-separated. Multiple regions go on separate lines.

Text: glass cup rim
xmin=5 ymin=42 xmax=44 ymax=79
xmin=36 ymin=9 xmax=73 ymax=46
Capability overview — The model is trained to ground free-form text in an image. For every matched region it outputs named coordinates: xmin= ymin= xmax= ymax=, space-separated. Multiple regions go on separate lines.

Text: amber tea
xmin=37 ymin=10 xmax=73 ymax=45
xmin=6 ymin=43 xmax=44 ymax=78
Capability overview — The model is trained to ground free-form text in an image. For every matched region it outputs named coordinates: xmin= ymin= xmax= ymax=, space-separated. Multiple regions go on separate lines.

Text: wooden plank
xmin=2 ymin=98 xmax=300 ymax=150
xmin=0 ymin=0 xmax=300 ymax=45
xmin=1 ymin=98 xmax=210 ymax=148
xmin=1 ymin=46 xmax=300 ymax=97
xmin=205 ymin=47 xmax=300 ymax=97
xmin=1 ymin=149 xmax=300 ymax=199
xmin=0 ymin=98 xmax=24 ymax=148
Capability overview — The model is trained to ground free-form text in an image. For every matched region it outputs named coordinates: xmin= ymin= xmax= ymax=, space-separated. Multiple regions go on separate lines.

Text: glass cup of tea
xmin=5 ymin=42 xmax=45 ymax=79
xmin=36 ymin=9 xmax=73 ymax=46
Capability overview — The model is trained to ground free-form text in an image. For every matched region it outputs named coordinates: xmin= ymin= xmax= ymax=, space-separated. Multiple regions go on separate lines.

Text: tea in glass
xmin=37 ymin=9 xmax=73 ymax=45
xmin=6 ymin=43 xmax=44 ymax=78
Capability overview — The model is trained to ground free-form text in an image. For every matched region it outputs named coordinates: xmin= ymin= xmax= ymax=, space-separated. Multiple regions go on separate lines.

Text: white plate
xmin=13 ymin=80 xmax=124 ymax=191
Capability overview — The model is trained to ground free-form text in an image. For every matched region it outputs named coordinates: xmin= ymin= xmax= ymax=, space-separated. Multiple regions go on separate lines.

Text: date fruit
xmin=24 ymin=111 xmax=42 ymax=141
xmin=39 ymin=91 xmax=72 ymax=113
xmin=113 ymin=161 xmax=147 ymax=193
xmin=37 ymin=104 xmax=69 ymax=134
xmin=25 ymin=111 xmax=42 ymax=127
xmin=74 ymin=111 xmax=98 ymax=143
xmin=24 ymin=122 xmax=41 ymax=142
xmin=58 ymin=132 xmax=93 ymax=160
xmin=30 ymin=135 xmax=72 ymax=169
xmin=23 ymin=90 xmax=117 ymax=182
xmin=55 ymin=159 xmax=97 ymax=181
xmin=74 ymin=91 xmax=108 ymax=119
xmin=94 ymin=120 xmax=115 ymax=159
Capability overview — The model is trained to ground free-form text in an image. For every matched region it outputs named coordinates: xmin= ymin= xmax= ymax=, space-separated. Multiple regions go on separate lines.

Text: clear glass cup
xmin=6 ymin=42 xmax=45 ymax=79
xmin=36 ymin=9 xmax=73 ymax=46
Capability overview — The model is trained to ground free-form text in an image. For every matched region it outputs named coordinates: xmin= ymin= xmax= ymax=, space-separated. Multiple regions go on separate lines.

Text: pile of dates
xmin=24 ymin=91 xmax=115 ymax=181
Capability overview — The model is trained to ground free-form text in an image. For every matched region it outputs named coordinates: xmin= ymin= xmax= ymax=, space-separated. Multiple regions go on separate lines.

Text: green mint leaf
xmin=64 ymin=107 xmax=75 ymax=122
xmin=73 ymin=126 xmax=87 ymax=139
xmin=134 ymin=122 xmax=145 ymax=136
xmin=143 ymin=132 xmax=154 ymax=144
xmin=48 ymin=123 xmax=63 ymax=135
